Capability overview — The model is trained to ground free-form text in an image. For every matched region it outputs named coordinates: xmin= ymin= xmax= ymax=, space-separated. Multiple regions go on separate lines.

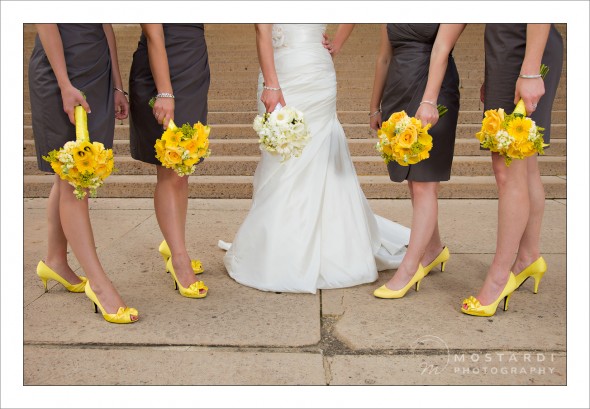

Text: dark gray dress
xmin=129 ymin=24 xmax=210 ymax=165
xmin=484 ymin=24 xmax=563 ymax=143
xmin=29 ymin=24 xmax=114 ymax=172
xmin=381 ymin=24 xmax=460 ymax=182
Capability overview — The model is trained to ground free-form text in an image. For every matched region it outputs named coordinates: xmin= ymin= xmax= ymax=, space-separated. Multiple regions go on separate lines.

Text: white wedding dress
xmin=219 ymin=24 xmax=410 ymax=293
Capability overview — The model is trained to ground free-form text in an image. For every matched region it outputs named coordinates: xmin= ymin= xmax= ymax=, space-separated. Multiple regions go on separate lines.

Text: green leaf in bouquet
xmin=149 ymin=97 xmax=156 ymax=108
xmin=437 ymin=104 xmax=448 ymax=118
xmin=540 ymin=64 xmax=550 ymax=79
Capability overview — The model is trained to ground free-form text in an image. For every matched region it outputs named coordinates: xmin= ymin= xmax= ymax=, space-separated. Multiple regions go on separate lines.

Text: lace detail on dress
xmin=272 ymin=25 xmax=286 ymax=49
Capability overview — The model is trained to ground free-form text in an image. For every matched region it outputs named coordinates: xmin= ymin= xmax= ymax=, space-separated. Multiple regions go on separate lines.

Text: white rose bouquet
xmin=253 ymin=104 xmax=311 ymax=162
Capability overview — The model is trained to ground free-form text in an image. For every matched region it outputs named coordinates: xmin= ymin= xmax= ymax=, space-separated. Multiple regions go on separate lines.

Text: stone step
xmin=23 ymin=174 xmax=567 ymax=199
xmin=24 ymin=155 xmax=566 ymax=177
xmin=23 ymin=137 xmax=567 ymax=158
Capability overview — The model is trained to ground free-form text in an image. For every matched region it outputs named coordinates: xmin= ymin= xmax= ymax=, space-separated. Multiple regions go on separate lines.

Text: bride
xmin=219 ymin=24 xmax=410 ymax=293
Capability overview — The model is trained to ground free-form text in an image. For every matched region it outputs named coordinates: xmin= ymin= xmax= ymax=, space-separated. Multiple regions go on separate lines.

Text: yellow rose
xmin=184 ymin=154 xmax=200 ymax=167
xmin=195 ymin=124 xmax=211 ymax=146
xmin=155 ymin=139 xmax=167 ymax=160
xmin=482 ymin=109 xmax=505 ymax=136
xmin=180 ymin=138 xmax=198 ymax=154
xmin=164 ymin=147 xmax=183 ymax=167
xmin=397 ymin=124 xmax=418 ymax=149
xmin=387 ymin=111 xmax=407 ymax=125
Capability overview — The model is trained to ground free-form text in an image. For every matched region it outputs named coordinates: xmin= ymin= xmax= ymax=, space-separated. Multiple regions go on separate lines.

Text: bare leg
xmin=154 ymin=166 xmax=203 ymax=291
xmin=512 ymin=156 xmax=544 ymax=275
xmin=385 ymin=181 xmax=439 ymax=290
xmin=474 ymin=153 xmax=529 ymax=305
xmin=43 ymin=175 xmax=82 ymax=284
xmin=58 ymin=178 xmax=135 ymax=318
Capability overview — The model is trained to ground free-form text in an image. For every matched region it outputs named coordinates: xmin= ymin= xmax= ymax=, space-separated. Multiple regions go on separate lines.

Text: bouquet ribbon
xmin=75 ymin=105 xmax=90 ymax=142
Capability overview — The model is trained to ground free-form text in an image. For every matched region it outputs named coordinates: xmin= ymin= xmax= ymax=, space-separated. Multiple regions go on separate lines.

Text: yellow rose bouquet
xmin=154 ymin=120 xmax=211 ymax=176
xmin=376 ymin=110 xmax=437 ymax=166
xmin=476 ymin=65 xmax=549 ymax=166
xmin=43 ymin=105 xmax=115 ymax=199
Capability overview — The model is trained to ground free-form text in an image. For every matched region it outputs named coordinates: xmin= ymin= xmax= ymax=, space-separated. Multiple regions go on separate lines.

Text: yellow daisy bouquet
xmin=43 ymin=105 xmax=115 ymax=199
xmin=476 ymin=64 xmax=549 ymax=166
xmin=154 ymin=120 xmax=211 ymax=176
xmin=375 ymin=111 xmax=434 ymax=166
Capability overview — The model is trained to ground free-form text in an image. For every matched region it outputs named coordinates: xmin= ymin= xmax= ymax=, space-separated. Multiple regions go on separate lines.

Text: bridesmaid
xmin=30 ymin=24 xmax=138 ymax=323
xmin=369 ymin=24 xmax=465 ymax=299
xmin=129 ymin=24 xmax=210 ymax=299
xmin=461 ymin=24 xmax=563 ymax=317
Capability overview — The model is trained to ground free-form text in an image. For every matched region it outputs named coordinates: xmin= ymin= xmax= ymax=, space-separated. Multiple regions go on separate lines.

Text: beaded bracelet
xmin=519 ymin=73 xmax=543 ymax=79
xmin=419 ymin=100 xmax=437 ymax=108
xmin=156 ymin=92 xmax=175 ymax=99
xmin=262 ymin=82 xmax=281 ymax=91
xmin=113 ymin=87 xmax=129 ymax=97
xmin=368 ymin=109 xmax=381 ymax=118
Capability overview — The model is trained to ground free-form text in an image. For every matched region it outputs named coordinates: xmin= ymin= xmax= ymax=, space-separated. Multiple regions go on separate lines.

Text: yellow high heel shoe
xmin=461 ymin=273 xmax=517 ymax=317
xmin=515 ymin=257 xmax=547 ymax=294
xmin=36 ymin=260 xmax=87 ymax=293
xmin=159 ymin=240 xmax=204 ymax=274
xmin=373 ymin=264 xmax=425 ymax=299
xmin=423 ymin=246 xmax=450 ymax=276
xmin=84 ymin=281 xmax=138 ymax=324
xmin=166 ymin=257 xmax=208 ymax=299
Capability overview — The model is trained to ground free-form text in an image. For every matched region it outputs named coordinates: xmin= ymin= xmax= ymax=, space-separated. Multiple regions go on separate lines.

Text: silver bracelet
xmin=368 ymin=109 xmax=381 ymax=118
xmin=519 ymin=73 xmax=542 ymax=79
xmin=419 ymin=100 xmax=437 ymax=108
xmin=262 ymin=82 xmax=281 ymax=91
xmin=156 ymin=92 xmax=175 ymax=99
xmin=113 ymin=87 xmax=129 ymax=97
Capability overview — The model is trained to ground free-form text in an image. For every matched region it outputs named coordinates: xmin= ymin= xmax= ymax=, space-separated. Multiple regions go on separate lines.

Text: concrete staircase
xmin=23 ymin=24 xmax=567 ymax=198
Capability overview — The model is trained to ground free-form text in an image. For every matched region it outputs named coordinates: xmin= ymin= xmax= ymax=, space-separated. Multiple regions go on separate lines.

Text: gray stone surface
xmin=327 ymin=352 xmax=566 ymax=385
xmin=24 ymin=346 xmax=326 ymax=385
xmin=20 ymin=198 xmax=569 ymax=391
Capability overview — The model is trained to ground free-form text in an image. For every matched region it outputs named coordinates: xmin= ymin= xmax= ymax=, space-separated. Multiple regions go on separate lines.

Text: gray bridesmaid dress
xmin=381 ymin=24 xmax=460 ymax=182
xmin=129 ymin=24 xmax=210 ymax=165
xmin=29 ymin=24 xmax=115 ymax=172
xmin=484 ymin=24 xmax=563 ymax=143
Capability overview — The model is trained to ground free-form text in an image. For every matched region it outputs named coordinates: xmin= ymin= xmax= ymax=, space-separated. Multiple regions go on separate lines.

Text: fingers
xmin=64 ymin=106 xmax=75 ymax=124
xmin=79 ymin=98 xmax=91 ymax=113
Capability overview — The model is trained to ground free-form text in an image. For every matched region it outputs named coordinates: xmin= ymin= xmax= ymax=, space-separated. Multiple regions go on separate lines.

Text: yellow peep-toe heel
xmin=461 ymin=273 xmax=517 ymax=317
xmin=166 ymin=257 xmax=208 ymax=299
xmin=373 ymin=264 xmax=425 ymax=299
xmin=423 ymin=247 xmax=450 ymax=276
xmin=515 ymin=257 xmax=547 ymax=294
xmin=36 ymin=260 xmax=87 ymax=293
xmin=84 ymin=281 xmax=139 ymax=324
xmin=158 ymin=240 xmax=204 ymax=274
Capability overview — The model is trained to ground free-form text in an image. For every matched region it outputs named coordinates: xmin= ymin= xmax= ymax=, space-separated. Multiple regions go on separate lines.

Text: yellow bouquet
xmin=475 ymin=100 xmax=547 ymax=166
xmin=43 ymin=105 xmax=115 ymax=199
xmin=476 ymin=64 xmax=549 ymax=166
xmin=375 ymin=111 xmax=434 ymax=166
xmin=154 ymin=120 xmax=211 ymax=176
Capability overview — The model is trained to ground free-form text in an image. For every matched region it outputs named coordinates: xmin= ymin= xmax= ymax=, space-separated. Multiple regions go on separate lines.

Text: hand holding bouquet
xmin=43 ymin=105 xmax=115 ymax=199
xmin=375 ymin=107 xmax=445 ymax=166
xmin=253 ymin=104 xmax=311 ymax=162
xmin=476 ymin=65 xmax=550 ymax=166
xmin=154 ymin=120 xmax=211 ymax=176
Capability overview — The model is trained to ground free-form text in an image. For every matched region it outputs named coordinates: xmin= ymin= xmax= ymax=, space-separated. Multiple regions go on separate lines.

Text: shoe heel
xmin=415 ymin=279 xmax=422 ymax=292
xmin=40 ymin=277 xmax=49 ymax=293
xmin=440 ymin=261 xmax=446 ymax=272
xmin=503 ymin=293 xmax=513 ymax=311
xmin=532 ymin=271 xmax=545 ymax=294
xmin=92 ymin=301 xmax=98 ymax=314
